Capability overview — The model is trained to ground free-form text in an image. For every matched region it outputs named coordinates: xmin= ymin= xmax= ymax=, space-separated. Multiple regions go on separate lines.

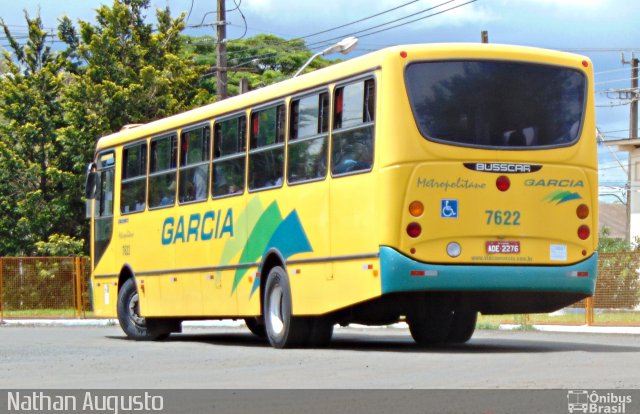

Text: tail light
xmin=578 ymin=225 xmax=590 ymax=240
xmin=407 ymin=222 xmax=422 ymax=238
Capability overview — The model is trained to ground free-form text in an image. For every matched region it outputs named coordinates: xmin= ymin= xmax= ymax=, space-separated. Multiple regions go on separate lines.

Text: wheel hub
xmin=267 ymin=284 xmax=284 ymax=336
xmin=128 ymin=292 xmax=145 ymax=326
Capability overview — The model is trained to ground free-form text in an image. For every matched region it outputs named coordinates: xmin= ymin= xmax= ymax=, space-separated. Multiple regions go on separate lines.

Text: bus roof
xmin=95 ymin=42 xmax=588 ymax=151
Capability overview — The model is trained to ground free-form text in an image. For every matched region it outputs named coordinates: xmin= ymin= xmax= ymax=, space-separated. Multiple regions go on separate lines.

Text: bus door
xmin=329 ymin=78 xmax=380 ymax=308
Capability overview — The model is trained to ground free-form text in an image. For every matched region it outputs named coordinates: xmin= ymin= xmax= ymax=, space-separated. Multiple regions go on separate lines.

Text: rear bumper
xmin=380 ymin=246 xmax=597 ymax=296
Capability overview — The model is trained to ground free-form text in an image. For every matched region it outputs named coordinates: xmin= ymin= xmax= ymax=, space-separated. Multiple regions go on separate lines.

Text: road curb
xmin=1 ymin=318 xmax=639 ymax=334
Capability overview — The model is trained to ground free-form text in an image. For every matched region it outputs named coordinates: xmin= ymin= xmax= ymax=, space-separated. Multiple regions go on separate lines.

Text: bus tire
xmin=117 ymin=278 xmax=166 ymax=341
xmin=307 ymin=317 xmax=334 ymax=347
xmin=445 ymin=311 xmax=477 ymax=343
xmin=264 ymin=266 xmax=310 ymax=348
xmin=407 ymin=299 xmax=453 ymax=346
xmin=244 ymin=317 xmax=267 ymax=338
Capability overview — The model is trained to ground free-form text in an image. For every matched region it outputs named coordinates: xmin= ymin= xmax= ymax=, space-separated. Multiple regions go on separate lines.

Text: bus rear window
xmin=405 ymin=60 xmax=586 ymax=149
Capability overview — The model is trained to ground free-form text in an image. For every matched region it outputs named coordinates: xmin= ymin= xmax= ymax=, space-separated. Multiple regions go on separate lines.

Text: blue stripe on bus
xmin=379 ymin=246 xmax=597 ymax=295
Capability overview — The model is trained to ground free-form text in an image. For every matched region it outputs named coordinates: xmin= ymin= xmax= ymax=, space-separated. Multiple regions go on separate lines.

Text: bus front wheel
xmin=117 ymin=278 xmax=168 ymax=341
xmin=264 ymin=266 xmax=310 ymax=348
xmin=244 ymin=317 xmax=267 ymax=338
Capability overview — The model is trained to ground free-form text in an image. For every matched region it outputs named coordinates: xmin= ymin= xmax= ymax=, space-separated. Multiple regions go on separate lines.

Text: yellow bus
xmin=85 ymin=43 xmax=598 ymax=348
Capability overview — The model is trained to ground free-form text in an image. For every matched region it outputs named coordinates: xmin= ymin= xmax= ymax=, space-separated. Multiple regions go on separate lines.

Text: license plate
xmin=486 ymin=241 xmax=520 ymax=254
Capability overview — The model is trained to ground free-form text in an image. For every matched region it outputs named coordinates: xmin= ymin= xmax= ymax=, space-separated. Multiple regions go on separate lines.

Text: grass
xmin=0 ymin=308 xmax=95 ymax=318
xmin=478 ymin=311 xmax=640 ymax=327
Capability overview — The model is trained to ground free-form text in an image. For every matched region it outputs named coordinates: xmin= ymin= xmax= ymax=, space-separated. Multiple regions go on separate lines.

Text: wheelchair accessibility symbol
xmin=441 ymin=199 xmax=458 ymax=218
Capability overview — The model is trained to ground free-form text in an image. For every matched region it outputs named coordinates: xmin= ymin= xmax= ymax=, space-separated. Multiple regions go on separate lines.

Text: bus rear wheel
xmin=445 ymin=311 xmax=477 ymax=343
xmin=407 ymin=298 xmax=454 ymax=346
xmin=264 ymin=266 xmax=310 ymax=348
xmin=307 ymin=316 xmax=334 ymax=347
xmin=117 ymin=278 xmax=168 ymax=341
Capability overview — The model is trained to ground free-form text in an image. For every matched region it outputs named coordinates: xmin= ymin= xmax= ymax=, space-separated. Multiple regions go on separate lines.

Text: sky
xmin=0 ymin=0 xmax=638 ymax=197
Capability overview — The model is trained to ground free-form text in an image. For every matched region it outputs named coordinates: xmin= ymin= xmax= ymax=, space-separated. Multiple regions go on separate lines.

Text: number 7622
xmin=485 ymin=210 xmax=521 ymax=226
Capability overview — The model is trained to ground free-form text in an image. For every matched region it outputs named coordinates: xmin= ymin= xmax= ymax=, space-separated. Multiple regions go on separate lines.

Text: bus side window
xmin=212 ymin=115 xmax=246 ymax=198
xmin=331 ymin=79 xmax=375 ymax=176
xmin=249 ymin=104 xmax=285 ymax=191
xmin=179 ymin=125 xmax=210 ymax=203
xmin=121 ymin=141 xmax=147 ymax=214
xmin=148 ymin=134 xmax=177 ymax=208
xmin=287 ymin=91 xmax=329 ymax=184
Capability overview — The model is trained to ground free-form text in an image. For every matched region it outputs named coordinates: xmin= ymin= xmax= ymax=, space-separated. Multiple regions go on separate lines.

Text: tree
xmin=185 ymin=33 xmax=334 ymax=96
xmin=57 ymin=0 xmax=211 ymax=176
xmin=0 ymin=12 xmax=78 ymax=255
xmin=0 ymin=1 xmax=213 ymax=256
xmin=52 ymin=0 xmax=213 ymax=254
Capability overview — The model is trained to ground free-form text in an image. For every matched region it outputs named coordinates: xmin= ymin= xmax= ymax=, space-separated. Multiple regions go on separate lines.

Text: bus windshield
xmin=405 ymin=60 xmax=586 ymax=149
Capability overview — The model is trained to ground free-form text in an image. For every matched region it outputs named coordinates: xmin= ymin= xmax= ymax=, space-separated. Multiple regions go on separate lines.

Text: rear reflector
xmin=496 ymin=175 xmax=510 ymax=192
xmin=410 ymin=270 xmax=438 ymax=277
xmin=568 ymin=271 xmax=589 ymax=277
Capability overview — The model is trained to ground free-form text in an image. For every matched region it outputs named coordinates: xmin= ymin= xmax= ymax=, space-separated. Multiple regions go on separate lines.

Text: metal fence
xmin=0 ymin=253 xmax=639 ymax=325
xmin=0 ymin=257 xmax=91 ymax=319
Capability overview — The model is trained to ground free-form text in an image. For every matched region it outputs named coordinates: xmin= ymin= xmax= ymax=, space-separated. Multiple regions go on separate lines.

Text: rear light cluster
xmin=407 ymin=201 xmax=423 ymax=238
xmin=576 ymin=204 xmax=590 ymax=240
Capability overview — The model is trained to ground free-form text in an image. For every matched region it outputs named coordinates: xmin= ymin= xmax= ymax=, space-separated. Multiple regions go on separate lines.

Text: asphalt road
xmin=1 ymin=324 xmax=639 ymax=389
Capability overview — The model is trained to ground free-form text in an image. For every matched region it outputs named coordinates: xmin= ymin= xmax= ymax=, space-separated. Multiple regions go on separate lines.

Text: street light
xmin=293 ymin=36 xmax=359 ymax=78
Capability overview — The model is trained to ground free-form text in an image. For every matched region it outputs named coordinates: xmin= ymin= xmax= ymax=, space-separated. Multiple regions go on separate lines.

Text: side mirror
xmin=85 ymin=163 xmax=97 ymax=219
xmin=84 ymin=163 xmax=97 ymax=200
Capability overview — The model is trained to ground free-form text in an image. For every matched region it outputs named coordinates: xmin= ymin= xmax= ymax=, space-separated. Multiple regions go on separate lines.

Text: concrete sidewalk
xmin=2 ymin=318 xmax=640 ymax=334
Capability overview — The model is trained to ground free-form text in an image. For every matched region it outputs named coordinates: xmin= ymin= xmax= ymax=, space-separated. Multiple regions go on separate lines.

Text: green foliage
xmin=183 ymin=33 xmax=333 ymax=96
xmin=35 ymin=234 xmax=85 ymax=257
xmin=597 ymin=226 xmax=638 ymax=253
xmin=0 ymin=12 xmax=76 ymax=255
xmin=57 ymin=0 xmax=210 ymax=174
xmin=0 ymin=1 xmax=334 ymax=258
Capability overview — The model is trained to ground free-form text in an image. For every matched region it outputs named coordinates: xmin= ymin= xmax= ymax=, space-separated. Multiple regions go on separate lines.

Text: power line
xmin=185 ymin=0 xmax=195 ymax=25
xmin=595 ymin=67 xmax=634 ymax=75
xmin=596 ymin=101 xmax=636 ymax=108
xmin=299 ymin=0 xmax=426 ymax=40
xmin=595 ymin=76 xmax=639 ymax=85
xmin=225 ymin=0 xmax=478 ymax=71
xmin=356 ymin=0 xmax=478 ymax=40
xmin=563 ymin=48 xmax=640 ymax=52
xmin=305 ymin=0 xmax=477 ymax=49
xmin=232 ymin=0 xmax=247 ymax=41
xmin=600 ymin=129 xmax=632 ymax=134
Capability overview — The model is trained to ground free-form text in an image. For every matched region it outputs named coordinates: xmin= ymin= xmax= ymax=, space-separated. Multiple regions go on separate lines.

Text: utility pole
xmin=481 ymin=30 xmax=489 ymax=44
xmin=621 ymin=53 xmax=639 ymax=243
xmin=630 ymin=55 xmax=639 ymax=139
xmin=216 ymin=0 xmax=228 ymax=100
xmin=239 ymin=78 xmax=249 ymax=94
